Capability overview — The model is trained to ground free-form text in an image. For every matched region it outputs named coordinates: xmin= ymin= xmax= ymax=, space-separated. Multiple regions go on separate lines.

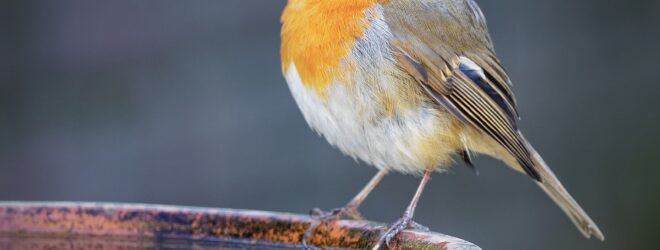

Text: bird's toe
xmin=372 ymin=217 xmax=412 ymax=250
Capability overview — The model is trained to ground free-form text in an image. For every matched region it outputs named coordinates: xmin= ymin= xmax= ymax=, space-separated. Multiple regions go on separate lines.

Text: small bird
xmin=280 ymin=0 xmax=604 ymax=248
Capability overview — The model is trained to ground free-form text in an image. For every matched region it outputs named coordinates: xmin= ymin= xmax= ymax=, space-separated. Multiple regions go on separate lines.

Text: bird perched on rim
xmin=280 ymin=0 xmax=604 ymax=248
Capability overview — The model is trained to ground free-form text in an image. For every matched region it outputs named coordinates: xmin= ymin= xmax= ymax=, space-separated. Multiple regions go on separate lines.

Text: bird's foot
xmin=371 ymin=217 xmax=426 ymax=250
xmin=309 ymin=205 xmax=364 ymax=220
xmin=302 ymin=205 xmax=364 ymax=247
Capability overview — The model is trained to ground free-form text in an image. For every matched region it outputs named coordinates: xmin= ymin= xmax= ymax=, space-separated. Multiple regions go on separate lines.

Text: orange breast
xmin=281 ymin=0 xmax=386 ymax=93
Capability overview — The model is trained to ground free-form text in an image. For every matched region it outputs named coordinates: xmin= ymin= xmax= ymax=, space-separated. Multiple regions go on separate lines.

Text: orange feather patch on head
xmin=281 ymin=0 xmax=387 ymax=93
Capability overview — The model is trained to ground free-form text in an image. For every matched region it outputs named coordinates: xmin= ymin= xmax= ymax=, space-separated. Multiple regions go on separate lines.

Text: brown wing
xmin=384 ymin=1 xmax=540 ymax=181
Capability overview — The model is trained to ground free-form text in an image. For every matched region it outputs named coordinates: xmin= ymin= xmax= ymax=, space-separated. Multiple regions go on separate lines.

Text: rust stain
xmin=0 ymin=202 xmax=477 ymax=250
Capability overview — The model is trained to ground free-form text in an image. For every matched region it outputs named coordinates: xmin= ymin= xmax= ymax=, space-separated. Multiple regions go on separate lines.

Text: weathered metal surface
xmin=0 ymin=202 xmax=480 ymax=250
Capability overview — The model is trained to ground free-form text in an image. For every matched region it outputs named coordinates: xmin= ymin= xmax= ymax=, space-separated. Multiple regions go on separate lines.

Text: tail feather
xmin=524 ymin=139 xmax=605 ymax=241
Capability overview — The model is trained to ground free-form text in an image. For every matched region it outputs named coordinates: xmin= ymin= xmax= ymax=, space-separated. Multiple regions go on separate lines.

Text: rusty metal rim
xmin=0 ymin=202 xmax=480 ymax=249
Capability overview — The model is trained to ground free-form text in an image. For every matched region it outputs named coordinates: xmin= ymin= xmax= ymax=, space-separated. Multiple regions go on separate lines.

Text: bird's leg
xmin=303 ymin=169 xmax=388 ymax=245
xmin=340 ymin=168 xmax=389 ymax=218
xmin=371 ymin=167 xmax=433 ymax=250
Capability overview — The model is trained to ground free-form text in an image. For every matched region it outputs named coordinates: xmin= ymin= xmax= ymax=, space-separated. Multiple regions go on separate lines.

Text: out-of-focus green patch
xmin=619 ymin=133 xmax=660 ymax=248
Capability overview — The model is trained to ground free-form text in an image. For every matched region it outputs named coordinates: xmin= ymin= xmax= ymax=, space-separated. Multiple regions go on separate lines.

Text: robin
xmin=280 ymin=0 xmax=604 ymax=248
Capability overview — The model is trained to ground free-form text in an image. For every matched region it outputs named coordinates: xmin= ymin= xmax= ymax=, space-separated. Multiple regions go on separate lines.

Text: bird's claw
xmin=409 ymin=221 xmax=429 ymax=231
xmin=371 ymin=217 xmax=416 ymax=250
xmin=309 ymin=207 xmax=325 ymax=217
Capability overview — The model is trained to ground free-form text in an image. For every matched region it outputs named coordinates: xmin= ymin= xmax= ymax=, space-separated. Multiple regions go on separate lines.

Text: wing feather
xmin=384 ymin=1 xmax=540 ymax=180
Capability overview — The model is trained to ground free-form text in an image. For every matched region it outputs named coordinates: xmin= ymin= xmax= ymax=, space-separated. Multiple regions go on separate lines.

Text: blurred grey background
xmin=1 ymin=0 xmax=659 ymax=249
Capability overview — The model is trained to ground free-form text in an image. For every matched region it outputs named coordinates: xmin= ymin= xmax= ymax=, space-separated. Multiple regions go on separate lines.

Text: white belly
xmin=284 ymin=65 xmax=453 ymax=174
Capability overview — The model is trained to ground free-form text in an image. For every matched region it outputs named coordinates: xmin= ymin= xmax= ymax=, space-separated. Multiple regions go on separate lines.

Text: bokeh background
xmin=2 ymin=0 xmax=659 ymax=249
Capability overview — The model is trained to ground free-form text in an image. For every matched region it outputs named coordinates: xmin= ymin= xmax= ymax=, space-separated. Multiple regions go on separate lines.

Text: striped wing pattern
xmin=450 ymin=58 xmax=540 ymax=181
xmin=396 ymin=49 xmax=541 ymax=181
